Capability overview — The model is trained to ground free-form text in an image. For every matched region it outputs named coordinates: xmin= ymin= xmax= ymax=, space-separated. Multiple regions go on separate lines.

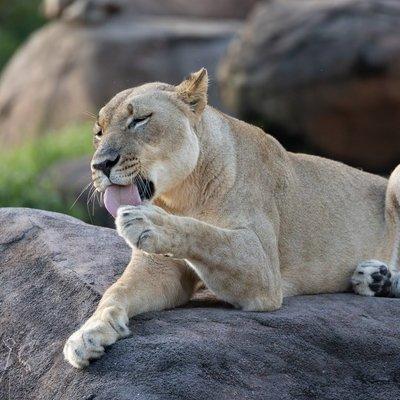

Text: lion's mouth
xmin=103 ymin=176 xmax=155 ymax=218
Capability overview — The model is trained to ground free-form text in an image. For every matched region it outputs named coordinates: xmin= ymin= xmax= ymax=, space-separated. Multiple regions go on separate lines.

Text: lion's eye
xmin=128 ymin=114 xmax=152 ymax=130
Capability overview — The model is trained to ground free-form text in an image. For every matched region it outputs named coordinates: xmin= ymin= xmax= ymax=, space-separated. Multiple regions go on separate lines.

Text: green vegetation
xmin=0 ymin=4 xmax=102 ymax=223
xmin=0 ymin=123 xmax=94 ymax=220
xmin=0 ymin=0 xmax=45 ymax=71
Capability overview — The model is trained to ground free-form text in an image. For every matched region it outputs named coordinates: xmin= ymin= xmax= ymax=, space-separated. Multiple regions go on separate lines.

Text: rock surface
xmin=1 ymin=207 xmax=400 ymax=399
xmin=0 ymin=16 xmax=239 ymax=145
xmin=43 ymin=0 xmax=259 ymax=22
xmin=218 ymin=0 xmax=400 ymax=173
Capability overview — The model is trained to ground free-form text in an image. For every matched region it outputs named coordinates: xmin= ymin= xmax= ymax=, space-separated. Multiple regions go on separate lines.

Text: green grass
xmin=0 ymin=123 xmax=94 ymax=220
xmin=0 ymin=0 xmax=45 ymax=71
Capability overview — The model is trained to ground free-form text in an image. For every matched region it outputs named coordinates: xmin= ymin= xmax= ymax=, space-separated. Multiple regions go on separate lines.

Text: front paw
xmin=115 ymin=205 xmax=170 ymax=253
xmin=63 ymin=306 xmax=130 ymax=369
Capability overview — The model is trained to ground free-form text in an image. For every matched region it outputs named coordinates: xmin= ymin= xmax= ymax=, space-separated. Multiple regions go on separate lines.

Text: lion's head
xmin=90 ymin=68 xmax=208 ymax=216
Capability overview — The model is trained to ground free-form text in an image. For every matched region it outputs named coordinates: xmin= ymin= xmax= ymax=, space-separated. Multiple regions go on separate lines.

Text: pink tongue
xmin=104 ymin=184 xmax=142 ymax=218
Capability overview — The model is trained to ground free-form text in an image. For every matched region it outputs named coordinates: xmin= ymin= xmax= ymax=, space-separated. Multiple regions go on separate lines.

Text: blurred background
xmin=0 ymin=0 xmax=399 ymax=227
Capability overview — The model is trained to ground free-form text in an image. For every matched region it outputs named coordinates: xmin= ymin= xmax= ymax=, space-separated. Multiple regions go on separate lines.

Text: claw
xmin=63 ymin=308 xmax=130 ymax=368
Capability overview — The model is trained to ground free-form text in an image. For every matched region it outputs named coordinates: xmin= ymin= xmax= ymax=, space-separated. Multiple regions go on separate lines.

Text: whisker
xmin=83 ymin=110 xmax=97 ymax=120
xmin=86 ymin=185 xmax=98 ymax=221
xmin=86 ymin=187 xmax=95 ymax=224
xmin=140 ymin=174 xmax=151 ymax=200
xmin=95 ymin=191 xmax=100 ymax=209
xmin=70 ymin=181 xmax=92 ymax=210
xmin=138 ymin=175 xmax=149 ymax=197
xmin=91 ymin=192 xmax=96 ymax=216
xmin=137 ymin=175 xmax=145 ymax=199
xmin=88 ymin=189 xmax=97 ymax=208
xmin=140 ymin=175 xmax=148 ymax=199
xmin=86 ymin=185 xmax=96 ymax=206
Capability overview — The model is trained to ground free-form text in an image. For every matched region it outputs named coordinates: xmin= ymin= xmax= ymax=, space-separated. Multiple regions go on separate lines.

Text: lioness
xmin=64 ymin=69 xmax=400 ymax=368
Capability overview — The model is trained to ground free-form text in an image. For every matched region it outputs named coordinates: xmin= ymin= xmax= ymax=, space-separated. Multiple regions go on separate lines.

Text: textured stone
xmin=0 ymin=16 xmax=239 ymax=145
xmin=43 ymin=0 xmax=259 ymax=22
xmin=218 ymin=0 xmax=400 ymax=173
xmin=1 ymin=207 xmax=400 ymax=399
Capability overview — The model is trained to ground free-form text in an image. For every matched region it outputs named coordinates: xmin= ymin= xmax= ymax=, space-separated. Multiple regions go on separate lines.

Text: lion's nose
xmin=92 ymin=155 xmax=120 ymax=178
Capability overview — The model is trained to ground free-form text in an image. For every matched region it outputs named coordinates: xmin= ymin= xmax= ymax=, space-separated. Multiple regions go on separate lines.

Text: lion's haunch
xmin=104 ymin=184 xmax=142 ymax=218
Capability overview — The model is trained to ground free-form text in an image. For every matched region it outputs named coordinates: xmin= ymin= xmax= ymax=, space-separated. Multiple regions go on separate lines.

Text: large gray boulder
xmin=43 ymin=0 xmax=259 ymax=21
xmin=0 ymin=15 xmax=240 ymax=145
xmin=218 ymin=0 xmax=400 ymax=173
xmin=1 ymin=207 xmax=400 ymax=399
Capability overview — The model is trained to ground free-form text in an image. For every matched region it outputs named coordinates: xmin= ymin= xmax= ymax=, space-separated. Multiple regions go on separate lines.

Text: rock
xmin=218 ymin=0 xmax=400 ymax=173
xmin=0 ymin=16 xmax=240 ymax=145
xmin=1 ymin=207 xmax=400 ymax=399
xmin=43 ymin=0 xmax=259 ymax=22
xmin=43 ymin=0 xmax=121 ymax=21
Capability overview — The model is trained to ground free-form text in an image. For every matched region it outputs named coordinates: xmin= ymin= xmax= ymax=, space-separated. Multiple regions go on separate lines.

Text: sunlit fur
xmin=91 ymin=82 xmax=201 ymax=196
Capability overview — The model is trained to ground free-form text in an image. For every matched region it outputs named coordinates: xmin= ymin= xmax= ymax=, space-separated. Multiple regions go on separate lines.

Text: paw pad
xmin=351 ymin=260 xmax=392 ymax=297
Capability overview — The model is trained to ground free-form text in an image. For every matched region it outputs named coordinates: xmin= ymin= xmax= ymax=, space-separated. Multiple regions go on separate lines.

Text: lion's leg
xmin=63 ymin=253 xmax=198 ymax=368
xmin=116 ymin=205 xmax=282 ymax=312
xmin=386 ymin=164 xmax=400 ymax=268
xmin=352 ymin=165 xmax=400 ymax=298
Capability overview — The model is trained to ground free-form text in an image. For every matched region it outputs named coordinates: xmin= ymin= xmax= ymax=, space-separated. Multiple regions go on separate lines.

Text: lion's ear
xmin=176 ymin=68 xmax=208 ymax=115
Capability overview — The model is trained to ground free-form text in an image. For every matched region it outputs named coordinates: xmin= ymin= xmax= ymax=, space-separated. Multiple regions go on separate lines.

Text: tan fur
xmin=64 ymin=69 xmax=400 ymax=368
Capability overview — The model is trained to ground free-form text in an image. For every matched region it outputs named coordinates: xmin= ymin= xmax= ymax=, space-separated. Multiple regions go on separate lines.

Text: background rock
xmin=43 ymin=0 xmax=260 ymax=22
xmin=1 ymin=207 xmax=400 ymax=399
xmin=0 ymin=16 xmax=240 ymax=145
xmin=218 ymin=0 xmax=400 ymax=173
